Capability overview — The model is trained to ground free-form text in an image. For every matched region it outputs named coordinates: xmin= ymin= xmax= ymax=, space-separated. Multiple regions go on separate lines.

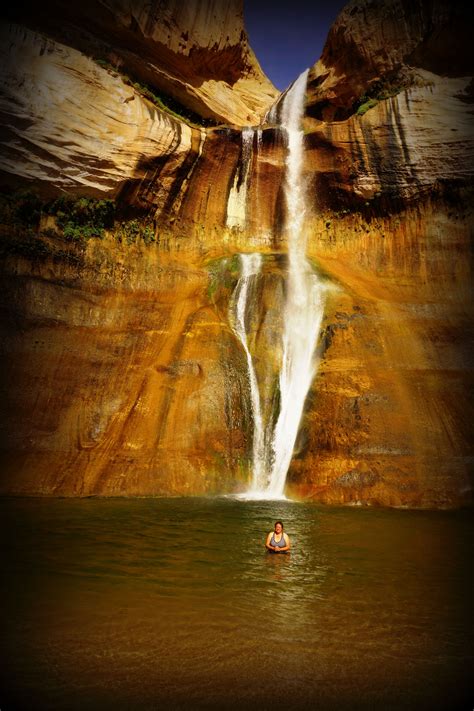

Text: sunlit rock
xmin=2 ymin=0 xmax=278 ymax=126
xmin=0 ymin=24 xmax=197 ymax=196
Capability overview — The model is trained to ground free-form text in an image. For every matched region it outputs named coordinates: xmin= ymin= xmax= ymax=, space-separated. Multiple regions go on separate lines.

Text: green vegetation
xmin=46 ymin=195 xmax=115 ymax=240
xmin=0 ymin=189 xmax=42 ymax=230
xmin=0 ymin=191 xmax=82 ymax=261
xmin=354 ymin=75 xmax=412 ymax=116
xmin=356 ymin=98 xmax=378 ymax=116
xmin=0 ymin=191 xmax=114 ymax=239
xmin=115 ymin=219 xmax=156 ymax=245
xmin=92 ymin=58 xmax=216 ymax=129
xmin=206 ymin=259 xmax=225 ymax=302
xmin=206 ymin=256 xmax=240 ymax=303
xmin=0 ymin=190 xmax=158 ymax=254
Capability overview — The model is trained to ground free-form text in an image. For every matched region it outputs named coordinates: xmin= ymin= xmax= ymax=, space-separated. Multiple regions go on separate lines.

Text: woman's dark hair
xmin=274 ymin=520 xmax=284 ymax=529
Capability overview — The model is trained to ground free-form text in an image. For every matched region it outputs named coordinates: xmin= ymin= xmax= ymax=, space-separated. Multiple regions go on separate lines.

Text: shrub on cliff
xmin=0 ymin=190 xmax=157 ymax=247
xmin=46 ymin=196 xmax=115 ymax=240
xmin=115 ymin=219 xmax=156 ymax=245
xmin=356 ymin=98 xmax=379 ymax=115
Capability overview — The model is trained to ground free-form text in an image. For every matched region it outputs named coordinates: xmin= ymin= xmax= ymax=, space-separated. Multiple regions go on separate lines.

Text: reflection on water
xmin=0 ymin=496 xmax=472 ymax=710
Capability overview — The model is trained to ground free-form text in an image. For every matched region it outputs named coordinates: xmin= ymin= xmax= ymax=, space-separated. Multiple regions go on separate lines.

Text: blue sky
xmin=244 ymin=0 xmax=347 ymax=91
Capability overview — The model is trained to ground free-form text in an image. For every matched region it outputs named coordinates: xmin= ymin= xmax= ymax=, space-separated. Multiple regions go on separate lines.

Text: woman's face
xmin=274 ymin=523 xmax=283 ymax=534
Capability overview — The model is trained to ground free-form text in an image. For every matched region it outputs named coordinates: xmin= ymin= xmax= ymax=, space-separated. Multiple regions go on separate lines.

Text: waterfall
xmin=233 ymin=69 xmax=327 ymax=500
xmin=230 ymin=254 xmax=267 ymax=492
xmin=266 ymin=70 xmax=327 ymax=498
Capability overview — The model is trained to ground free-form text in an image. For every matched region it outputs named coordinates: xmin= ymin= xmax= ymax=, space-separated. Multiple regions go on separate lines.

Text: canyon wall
xmin=0 ymin=0 xmax=472 ymax=506
xmin=291 ymin=0 xmax=474 ymax=506
xmin=2 ymin=0 xmax=277 ymax=126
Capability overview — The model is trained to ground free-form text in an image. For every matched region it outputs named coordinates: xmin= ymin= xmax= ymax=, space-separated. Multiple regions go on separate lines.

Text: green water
xmin=0 ymin=497 xmax=472 ymax=710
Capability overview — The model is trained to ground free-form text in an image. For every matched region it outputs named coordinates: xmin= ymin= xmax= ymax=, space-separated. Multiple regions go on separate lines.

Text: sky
xmin=244 ymin=0 xmax=347 ymax=91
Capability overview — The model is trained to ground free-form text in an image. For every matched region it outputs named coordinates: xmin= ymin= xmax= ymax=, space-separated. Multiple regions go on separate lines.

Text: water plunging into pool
xmin=231 ymin=70 xmax=327 ymax=500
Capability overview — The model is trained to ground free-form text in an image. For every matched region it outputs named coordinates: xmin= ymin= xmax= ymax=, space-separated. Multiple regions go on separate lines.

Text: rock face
xmin=293 ymin=200 xmax=473 ymax=508
xmin=284 ymin=0 xmax=474 ymax=507
xmin=306 ymin=0 xmax=474 ymax=121
xmin=2 ymin=0 xmax=277 ymax=126
xmin=0 ymin=24 xmax=198 ymax=196
xmin=0 ymin=242 xmax=250 ymax=496
xmin=0 ymin=0 xmax=473 ymax=507
xmin=307 ymin=73 xmax=474 ymax=205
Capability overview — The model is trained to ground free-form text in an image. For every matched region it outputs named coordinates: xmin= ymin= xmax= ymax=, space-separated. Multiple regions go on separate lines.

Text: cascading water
xmin=229 ymin=254 xmax=267 ymax=492
xmin=231 ymin=69 xmax=327 ymax=500
xmin=266 ymin=70 xmax=326 ymax=498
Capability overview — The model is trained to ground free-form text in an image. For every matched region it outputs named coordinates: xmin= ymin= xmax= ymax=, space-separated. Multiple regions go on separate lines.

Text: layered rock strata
xmin=2 ymin=0 xmax=277 ymax=126
xmin=0 ymin=24 xmax=200 ymax=197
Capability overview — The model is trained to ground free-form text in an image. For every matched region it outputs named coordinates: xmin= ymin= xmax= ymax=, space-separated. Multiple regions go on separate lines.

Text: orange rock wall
xmin=0 ymin=241 xmax=251 ymax=496
xmin=290 ymin=200 xmax=473 ymax=507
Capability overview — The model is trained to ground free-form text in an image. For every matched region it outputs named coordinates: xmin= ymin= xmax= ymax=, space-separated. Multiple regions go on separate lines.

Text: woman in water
xmin=265 ymin=520 xmax=290 ymax=553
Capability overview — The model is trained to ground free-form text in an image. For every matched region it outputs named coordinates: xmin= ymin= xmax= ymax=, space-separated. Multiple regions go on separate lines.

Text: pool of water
xmin=0 ymin=496 xmax=472 ymax=709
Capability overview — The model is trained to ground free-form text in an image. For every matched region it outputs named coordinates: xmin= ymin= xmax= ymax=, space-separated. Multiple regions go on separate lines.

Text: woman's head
xmin=274 ymin=521 xmax=284 ymax=532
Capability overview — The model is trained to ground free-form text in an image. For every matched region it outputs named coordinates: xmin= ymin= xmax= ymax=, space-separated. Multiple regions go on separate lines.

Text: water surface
xmin=0 ymin=497 xmax=472 ymax=709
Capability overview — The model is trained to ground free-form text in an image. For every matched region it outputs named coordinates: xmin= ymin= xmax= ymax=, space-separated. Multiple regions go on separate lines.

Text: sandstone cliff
xmin=2 ymin=0 xmax=277 ymax=126
xmin=307 ymin=0 xmax=474 ymax=121
xmin=289 ymin=0 xmax=474 ymax=507
xmin=0 ymin=0 xmax=472 ymax=507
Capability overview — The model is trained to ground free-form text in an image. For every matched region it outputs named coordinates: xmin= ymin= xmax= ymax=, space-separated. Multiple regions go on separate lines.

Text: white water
xmin=230 ymin=70 xmax=326 ymax=500
xmin=266 ymin=70 xmax=327 ymax=498
xmin=230 ymin=254 xmax=268 ymax=492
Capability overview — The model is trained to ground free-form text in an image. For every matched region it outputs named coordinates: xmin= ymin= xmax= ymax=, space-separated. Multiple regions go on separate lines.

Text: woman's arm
xmin=265 ymin=532 xmax=275 ymax=551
